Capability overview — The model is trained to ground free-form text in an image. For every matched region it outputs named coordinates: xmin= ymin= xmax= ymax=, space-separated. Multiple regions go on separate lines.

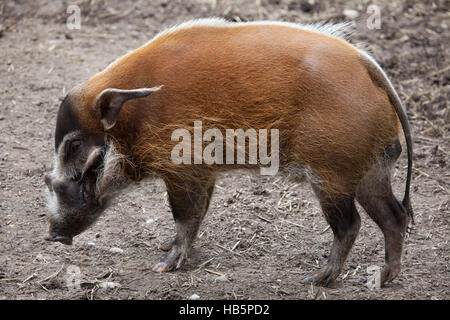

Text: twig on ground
xmin=37 ymin=265 xmax=64 ymax=284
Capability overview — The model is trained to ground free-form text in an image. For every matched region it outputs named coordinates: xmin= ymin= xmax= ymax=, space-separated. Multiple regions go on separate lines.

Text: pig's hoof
xmin=152 ymin=262 xmax=170 ymax=273
xmin=152 ymin=244 xmax=187 ymax=273
xmin=380 ymin=264 xmax=401 ymax=286
xmin=300 ymin=269 xmax=337 ymax=287
xmin=159 ymin=237 xmax=175 ymax=252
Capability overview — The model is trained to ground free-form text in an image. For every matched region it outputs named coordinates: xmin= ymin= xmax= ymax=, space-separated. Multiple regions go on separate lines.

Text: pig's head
xmin=45 ymin=86 xmax=162 ymax=244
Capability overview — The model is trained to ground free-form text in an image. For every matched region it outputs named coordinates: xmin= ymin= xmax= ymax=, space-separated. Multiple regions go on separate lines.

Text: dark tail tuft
xmin=402 ymin=196 xmax=414 ymax=236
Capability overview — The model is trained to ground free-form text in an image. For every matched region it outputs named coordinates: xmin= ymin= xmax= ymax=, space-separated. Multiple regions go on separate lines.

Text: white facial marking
xmin=95 ymin=141 xmax=126 ymax=201
xmin=45 ymin=186 xmax=61 ymax=221
xmin=45 ymin=131 xmax=80 ymax=220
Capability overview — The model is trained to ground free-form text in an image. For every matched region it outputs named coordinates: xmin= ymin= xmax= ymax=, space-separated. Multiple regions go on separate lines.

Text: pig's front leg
xmin=152 ymin=174 xmax=215 ymax=272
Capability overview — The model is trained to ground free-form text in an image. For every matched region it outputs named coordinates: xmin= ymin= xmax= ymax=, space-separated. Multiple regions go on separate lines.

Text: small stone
xmin=36 ymin=253 xmax=44 ymax=261
xmin=87 ymin=242 xmax=95 ymax=247
xmin=214 ymin=275 xmax=229 ymax=282
xmin=99 ymin=281 xmax=121 ymax=289
xmin=188 ymin=294 xmax=200 ymax=300
xmin=146 ymin=218 xmax=155 ymax=224
xmin=343 ymin=9 xmax=359 ymax=20
xmin=109 ymin=247 xmax=124 ymax=254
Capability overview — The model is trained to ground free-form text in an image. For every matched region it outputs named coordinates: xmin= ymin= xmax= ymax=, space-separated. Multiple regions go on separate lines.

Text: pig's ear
xmin=96 ymin=86 xmax=163 ymax=130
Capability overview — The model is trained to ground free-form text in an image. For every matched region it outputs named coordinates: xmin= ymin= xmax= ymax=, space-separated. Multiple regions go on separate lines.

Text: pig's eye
xmin=70 ymin=139 xmax=81 ymax=154
xmin=80 ymin=189 xmax=86 ymax=201
xmin=64 ymin=139 xmax=82 ymax=161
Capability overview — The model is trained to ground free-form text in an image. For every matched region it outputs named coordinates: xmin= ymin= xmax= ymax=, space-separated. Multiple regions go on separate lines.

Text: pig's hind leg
xmin=300 ymin=192 xmax=361 ymax=287
xmin=355 ymin=140 xmax=408 ymax=286
xmin=152 ymin=173 xmax=215 ymax=272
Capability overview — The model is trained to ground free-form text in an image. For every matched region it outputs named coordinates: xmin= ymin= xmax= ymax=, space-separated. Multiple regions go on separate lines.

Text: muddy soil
xmin=0 ymin=0 xmax=448 ymax=300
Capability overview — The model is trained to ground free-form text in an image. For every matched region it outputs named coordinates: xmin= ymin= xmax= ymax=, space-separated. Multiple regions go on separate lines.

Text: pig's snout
xmin=45 ymin=230 xmax=73 ymax=245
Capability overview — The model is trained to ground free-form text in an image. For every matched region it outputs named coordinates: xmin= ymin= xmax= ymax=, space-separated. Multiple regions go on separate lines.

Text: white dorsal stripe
xmin=105 ymin=18 xmax=355 ymax=71
xmin=151 ymin=17 xmax=354 ymax=42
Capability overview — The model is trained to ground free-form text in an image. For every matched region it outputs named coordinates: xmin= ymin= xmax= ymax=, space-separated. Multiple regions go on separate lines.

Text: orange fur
xmin=70 ymin=22 xmax=401 ymax=196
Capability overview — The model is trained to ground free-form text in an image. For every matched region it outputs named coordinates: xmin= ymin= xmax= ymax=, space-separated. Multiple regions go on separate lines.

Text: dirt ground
xmin=0 ymin=0 xmax=448 ymax=300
